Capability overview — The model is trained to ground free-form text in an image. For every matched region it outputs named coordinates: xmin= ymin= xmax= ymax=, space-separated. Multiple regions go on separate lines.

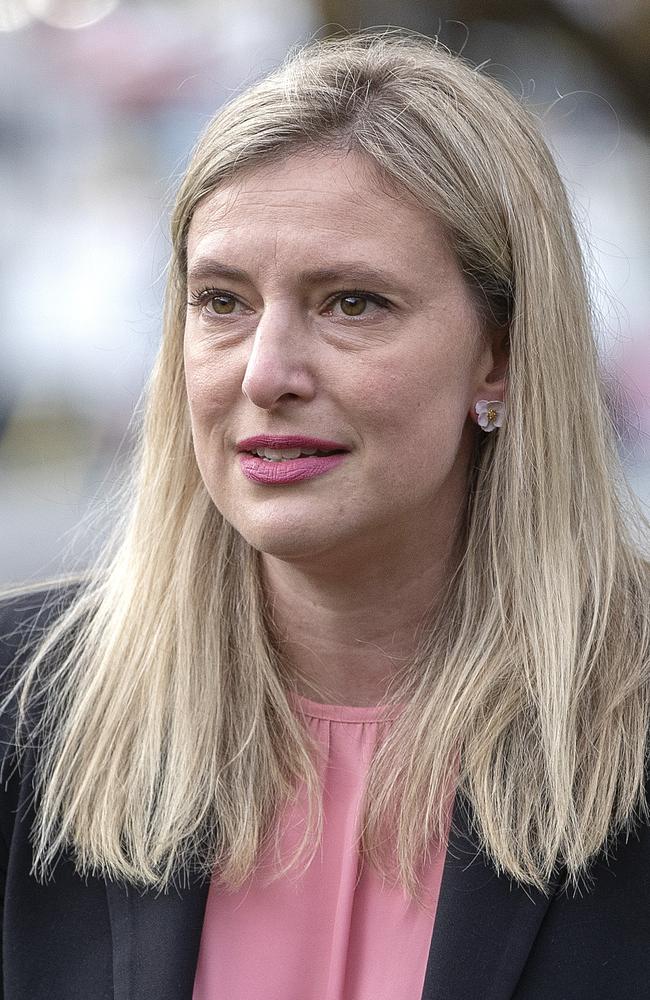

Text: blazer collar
xmin=421 ymin=792 xmax=558 ymax=1000
xmin=105 ymin=793 xmax=557 ymax=1000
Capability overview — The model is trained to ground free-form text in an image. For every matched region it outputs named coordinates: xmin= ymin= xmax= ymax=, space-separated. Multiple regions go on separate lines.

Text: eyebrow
xmin=186 ymin=257 xmax=405 ymax=291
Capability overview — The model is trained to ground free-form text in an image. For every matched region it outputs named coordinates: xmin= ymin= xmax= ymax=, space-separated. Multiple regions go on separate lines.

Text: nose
xmin=241 ymin=305 xmax=316 ymax=409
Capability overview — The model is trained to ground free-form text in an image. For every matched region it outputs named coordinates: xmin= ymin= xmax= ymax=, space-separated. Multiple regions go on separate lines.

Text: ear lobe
xmin=470 ymin=330 xmax=509 ymax=426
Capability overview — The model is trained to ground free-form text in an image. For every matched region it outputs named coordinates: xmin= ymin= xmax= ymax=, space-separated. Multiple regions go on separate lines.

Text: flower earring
xmin=475 ymin=399 xmax=505 ymax=432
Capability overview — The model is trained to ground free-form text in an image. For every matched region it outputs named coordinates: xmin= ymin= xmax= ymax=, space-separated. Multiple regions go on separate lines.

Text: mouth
xmin=236 ymin=438 xmax=349 ymax=484
xmin=236 ymin=436 xmax=349 ymax=461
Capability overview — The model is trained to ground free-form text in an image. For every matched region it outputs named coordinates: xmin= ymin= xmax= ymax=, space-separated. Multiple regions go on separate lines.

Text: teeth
xmin=250 ymin=446 xmax=333 ymax=461
xmin=257 ymin=448 xmax=302 ymax=460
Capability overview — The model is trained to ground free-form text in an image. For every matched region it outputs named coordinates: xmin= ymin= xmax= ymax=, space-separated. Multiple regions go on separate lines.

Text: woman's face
xmin=184 ymin=149 xmax=503 ymax=567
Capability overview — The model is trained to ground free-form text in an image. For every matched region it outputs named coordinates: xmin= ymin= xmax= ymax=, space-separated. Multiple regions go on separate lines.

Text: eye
xmin=187 ymin=288 xmax=243 ymax=317
xmin=324 ymin=291 xmax=389 ymax=320
xmin=340 ymin=294 xmax=368 ymax=317
xmin=207 ymin=293 xmax=237 ymax=315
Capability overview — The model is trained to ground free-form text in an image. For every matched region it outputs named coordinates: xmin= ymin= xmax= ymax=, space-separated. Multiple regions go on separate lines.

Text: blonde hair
xmin=2 ymin=30 xmax=650 ymax=903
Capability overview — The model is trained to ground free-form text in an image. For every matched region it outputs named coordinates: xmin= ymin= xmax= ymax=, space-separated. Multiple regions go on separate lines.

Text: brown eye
xmin=339 ymin=294 xmax=367 ymax=316
xmin=208 ymin=294 xmax=237 ymax=315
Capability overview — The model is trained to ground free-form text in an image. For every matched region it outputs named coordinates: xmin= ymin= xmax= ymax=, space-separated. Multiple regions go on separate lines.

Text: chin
xmin=232 ymin=514 xmax=348 ymax=562
xmin=244 ymin=530 xmax=337 ymax=562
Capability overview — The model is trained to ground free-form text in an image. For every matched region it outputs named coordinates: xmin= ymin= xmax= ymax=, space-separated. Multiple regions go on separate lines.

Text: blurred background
xmin=1 ymin=0 xmax=649 ymax=584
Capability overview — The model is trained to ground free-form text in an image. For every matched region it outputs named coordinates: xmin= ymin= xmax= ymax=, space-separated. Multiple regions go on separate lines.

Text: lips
xmin=235 ymin=434 xmax=350 ymax=484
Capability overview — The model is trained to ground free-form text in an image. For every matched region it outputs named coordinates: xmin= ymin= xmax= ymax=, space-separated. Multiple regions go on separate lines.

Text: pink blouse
xmin=192 ymin=692 xmax=453 ymax=1000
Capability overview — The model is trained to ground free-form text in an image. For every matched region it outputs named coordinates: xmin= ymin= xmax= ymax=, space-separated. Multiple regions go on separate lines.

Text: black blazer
xmin=1 ymin=587 xmax=649 ymax=1000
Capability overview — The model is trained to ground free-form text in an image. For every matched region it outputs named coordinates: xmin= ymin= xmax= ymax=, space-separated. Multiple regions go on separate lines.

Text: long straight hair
xmin=2 ymin=30 xmax=650 ymax=902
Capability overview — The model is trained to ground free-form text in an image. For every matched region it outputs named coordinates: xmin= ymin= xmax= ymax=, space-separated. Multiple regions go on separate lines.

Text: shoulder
xmin=0 ymin=579 xmax=84 ymax=674
xmin=0 ymin=581 xmax=83 ymax=854
xmin=0 ymin=580 xmax=84 ymax=749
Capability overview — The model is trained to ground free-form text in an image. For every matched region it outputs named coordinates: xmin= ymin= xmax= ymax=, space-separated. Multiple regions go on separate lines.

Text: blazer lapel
xmin=105 ymin=872 xmax=210 ymax=1000
xmin=421 ymin=794 xmax=559 ymax=1000
xmin=105 ymin=794 xmax=557 ymax=1000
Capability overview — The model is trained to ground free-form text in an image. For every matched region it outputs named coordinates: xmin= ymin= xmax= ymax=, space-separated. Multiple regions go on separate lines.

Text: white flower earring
xmin=475 ymin=399 xmax=505 ymax=432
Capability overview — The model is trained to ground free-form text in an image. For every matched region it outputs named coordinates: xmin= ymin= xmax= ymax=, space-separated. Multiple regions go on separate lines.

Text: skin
xmin=184 ymin=149 xmax=508 ymax=706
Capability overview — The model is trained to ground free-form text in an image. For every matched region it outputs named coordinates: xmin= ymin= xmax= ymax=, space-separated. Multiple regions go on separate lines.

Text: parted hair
xmin=2 ymin=29 xmax=650 ymax=903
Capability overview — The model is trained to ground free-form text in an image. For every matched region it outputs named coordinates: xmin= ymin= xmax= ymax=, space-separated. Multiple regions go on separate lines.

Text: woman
xmin=1 ymin=30 xmax=649 ymax=1000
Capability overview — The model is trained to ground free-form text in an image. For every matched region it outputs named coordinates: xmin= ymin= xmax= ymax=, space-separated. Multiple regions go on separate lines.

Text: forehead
xmin=186 ymin=149 xmax=457 ymax=281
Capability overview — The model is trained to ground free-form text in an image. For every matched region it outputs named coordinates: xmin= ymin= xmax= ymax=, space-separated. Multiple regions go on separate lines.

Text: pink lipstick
xmin=236 ymin=434 xmax=349 ymax=485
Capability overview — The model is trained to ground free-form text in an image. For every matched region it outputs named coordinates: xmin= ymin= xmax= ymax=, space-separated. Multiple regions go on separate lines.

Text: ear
xmin=471 ymin=328 xmax=509 ymax=419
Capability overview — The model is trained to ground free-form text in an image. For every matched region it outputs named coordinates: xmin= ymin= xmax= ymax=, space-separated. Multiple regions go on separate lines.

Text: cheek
xmin=183 ymin=346 xmax=240 ymax=428
xmin=354 ymin=352 xmax=474 ymax=497
xmin=357 ymin=354 xmax=470 ymax=437
xmin=183 ymin=359 xmax=232 ymax=505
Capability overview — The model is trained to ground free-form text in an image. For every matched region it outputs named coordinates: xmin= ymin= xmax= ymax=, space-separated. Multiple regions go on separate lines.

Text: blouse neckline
xmin=288 ymin=690 xmax=403 ymax=723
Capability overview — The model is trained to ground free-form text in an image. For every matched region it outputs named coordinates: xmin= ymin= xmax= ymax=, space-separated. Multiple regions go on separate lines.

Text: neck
xmin=262 ymin=527 xmax=462 ymax=707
